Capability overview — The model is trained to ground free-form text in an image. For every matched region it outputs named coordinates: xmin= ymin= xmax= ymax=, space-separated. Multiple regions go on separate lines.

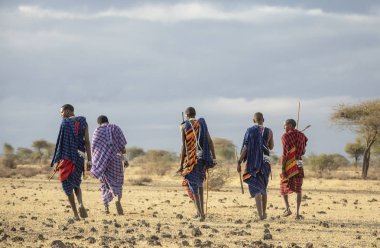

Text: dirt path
xmin=0 ymin=175 xmax=379 ymax=248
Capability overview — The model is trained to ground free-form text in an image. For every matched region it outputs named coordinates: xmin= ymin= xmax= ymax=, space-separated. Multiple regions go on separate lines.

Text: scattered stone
xmin=67 ymin=219 xmax=75 ymax=225
xmin=11 ymin=227 xmax=16 ymax=232
xmin=230 ymin=229 xmax=250 ymax=236
xmin=182 ymin=240 xmax=189 ymax=246
xmin=264 ymin=233 xmax=273 ymax=240
xmin=176 ymin=214 xmax=183 ymax=219
xmin=234 ymin=219 xmax=243 ymax=224
xmin=192 ymin=227 xmax=202 ymax=237
xmin=114 ymin=222 xmax=121 ymax=228
xmin=305 ymin=242 xmax=313 ymax=248
xmin=194 ymin=239 xmax=202 ymax=247
xmin=11 ymin=236 xmax=24 ymax=242
xmin=147 ymin=235 xmax=161 ymax=246
xmin=368 ymin=198 xmax=378 ymax=202
xmin=51 ymin=240 xmax=66 ymax=248
xmin=355 ymin=235 xmax=361 ymax=240
xmin=264 ymin=223 xmax=270 ymax=228
xmin=37 ymin=234 xmax=45 ymax=241
xmin=161 ymin=233 xmax=172 ymax=239
xmin=372 ymin=230 xmax=378 ymax=236
xmin=58 ymin=225 xmax=68 ymax=231
xmin=319 ymin=221 xmax=329 ymax=228
xmin=203 ymin=240 xmax=212 ymax=247
xmin=317 ymin=211 xmax=326 ymax=214
xmin=86 ymin=237 xmax=96 ymax=244
xmin=90 ymin=227 xmax=97 ymax=232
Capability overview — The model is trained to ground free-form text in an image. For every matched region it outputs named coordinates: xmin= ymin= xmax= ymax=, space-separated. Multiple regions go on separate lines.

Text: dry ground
xmin=0 ymin=166 xmax=379 ymax=248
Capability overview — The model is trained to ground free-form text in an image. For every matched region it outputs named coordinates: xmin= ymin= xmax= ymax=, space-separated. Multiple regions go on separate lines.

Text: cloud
xmin=18 ymin=4 xmax=379 ymax=23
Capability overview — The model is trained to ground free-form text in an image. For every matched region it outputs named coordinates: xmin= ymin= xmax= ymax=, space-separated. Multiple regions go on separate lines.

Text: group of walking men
xmin=50 ymin=104 xmax=308 ymax=222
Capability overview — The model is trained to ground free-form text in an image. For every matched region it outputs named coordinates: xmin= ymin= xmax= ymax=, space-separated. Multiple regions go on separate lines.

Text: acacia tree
xmin=32 ymin=139 xmax=52 ymax=164
xmin=344 ymin=140 xmax=365 ymax=167
xmin=331 ymin=99 xmax=380 ymax=178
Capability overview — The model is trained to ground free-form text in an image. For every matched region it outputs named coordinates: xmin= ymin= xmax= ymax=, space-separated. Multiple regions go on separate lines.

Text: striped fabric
xmin=280 ymin=129 xmax=307 ymax=195
xmin=241 ymin=125 xmax=271 ymax=196
xmin=51 ymin=116 xmax=87 ymax=195
xmin=182 ymin=120 xmax=200 ymax=175
xmin=280 ymin=168 xmax=304 ymax=195
xmin=281 ymin=129 xmax=308 ymax=181
xmin=91 ymin=124 xmax=127 ymax=206
xmin=241 ymin=125 xmax=264 ymax=181
xmin=182 ymin=118 xmax=213 ymax=194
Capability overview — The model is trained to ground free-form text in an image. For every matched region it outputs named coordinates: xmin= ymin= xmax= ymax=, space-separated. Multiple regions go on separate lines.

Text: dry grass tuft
xmin=128 ymin=176 xmax=153 ymax=186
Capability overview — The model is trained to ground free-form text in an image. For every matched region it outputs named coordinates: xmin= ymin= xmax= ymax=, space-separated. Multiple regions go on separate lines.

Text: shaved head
xmin=253 ymin=112 xmax=264 ymax=124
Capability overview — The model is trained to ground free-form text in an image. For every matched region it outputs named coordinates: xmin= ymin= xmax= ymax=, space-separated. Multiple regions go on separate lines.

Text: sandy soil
xmin=0 ymin=167 xmax=379 ymax=248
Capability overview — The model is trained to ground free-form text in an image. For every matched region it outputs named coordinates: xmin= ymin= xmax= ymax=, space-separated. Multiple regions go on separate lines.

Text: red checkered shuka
xmin=281 ymin=129 xmax=308 ymax=162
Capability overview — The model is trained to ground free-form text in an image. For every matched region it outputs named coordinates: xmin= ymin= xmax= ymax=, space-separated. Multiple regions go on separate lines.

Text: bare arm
xmin=179 ymin=125 xmax=186 ymax=167
xmin=121 ymin=147 xmax=126 ymax=154
xmin=237 ymin=146 xmax=247 ymax=172
xmin=268 ymin=129 xmax=274 ymax=150
xmin=84 ymin=126 xmax=92 ymax=171
xmin=207 ymin=132 xmax=216 ymax=159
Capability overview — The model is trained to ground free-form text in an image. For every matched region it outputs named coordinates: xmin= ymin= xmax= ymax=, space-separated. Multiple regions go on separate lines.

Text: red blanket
xmin=58 ymin=159 xmax=75 ymax=182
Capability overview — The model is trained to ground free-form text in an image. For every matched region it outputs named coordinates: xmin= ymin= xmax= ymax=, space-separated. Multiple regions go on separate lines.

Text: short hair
xmin=97 ymin=115 xmax=109 ymax=124
xmin=285 ymin=119 xmax=297 ymax=128
xmin=253 ymin=112 xmax=264 ymax=122
xmin=61 ymin=104 xmax=74 ymax=112
xmin=185 ymin=107 xmax=196 ymax=118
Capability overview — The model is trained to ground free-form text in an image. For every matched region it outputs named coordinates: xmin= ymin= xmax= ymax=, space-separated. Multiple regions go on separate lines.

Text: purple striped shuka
xmin=91 ymin=123 xmax=127 ymax=206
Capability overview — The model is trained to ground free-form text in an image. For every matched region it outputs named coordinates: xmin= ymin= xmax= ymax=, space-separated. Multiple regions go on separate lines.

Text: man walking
xmin=280 ymin=119 xmax=308 ymax=219
xmin=91 ymin=115 xmax=128 ymax=215
xmin=51 ymin=104 xmax=91 ymax=220
xmin=178 ymin=107 xmax=217 ymax=221
xmin=237 ymin=112 xmax=274 ymax=220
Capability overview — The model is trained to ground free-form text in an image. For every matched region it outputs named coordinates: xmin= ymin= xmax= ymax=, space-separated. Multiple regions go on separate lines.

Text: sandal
xmin=282 ymin=208 xmax=292 ymax=217
xmin=78 ymin=206 xmax=88 ymax=218
xmin=295 ymin=215 xmax=304 ymax=220
xmin=115 ymin=201 xmax=124 ymax=215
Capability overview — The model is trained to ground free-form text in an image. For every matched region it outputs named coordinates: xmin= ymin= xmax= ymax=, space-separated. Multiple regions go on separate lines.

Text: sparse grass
xmin=128 ymin=176 xmax=153 ymax=186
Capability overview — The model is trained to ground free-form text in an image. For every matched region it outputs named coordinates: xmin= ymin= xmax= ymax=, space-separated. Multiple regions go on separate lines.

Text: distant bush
xmin=134 ymin=149 xmax=177 ymax=176
xmin=213 ymin=138 xmax=235 ymax=162
xmin=128 ymin=176 xmax=152 ymax=186
xmin=308 ymin=153 xmax=349 ymax=174
xmin=207 ymin=163 xmax=231 ymax=190
xmin=127 ymin=146 xmax=145 ymax=161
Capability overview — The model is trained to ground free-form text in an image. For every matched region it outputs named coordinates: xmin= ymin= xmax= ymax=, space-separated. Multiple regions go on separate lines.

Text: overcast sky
xmin=1 ymin=1 xmax=379 ymax=158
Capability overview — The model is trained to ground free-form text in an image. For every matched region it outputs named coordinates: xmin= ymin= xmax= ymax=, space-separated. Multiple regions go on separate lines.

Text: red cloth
xmin=182 ymin=179 xmax=194 ymax=201
xmin=280 ymin=168 xmax=304 ymax=195
xmin=58 ymin=159 xmax=75 ymax=182
xmin=281 ymin=129 xmax=308 ymax=162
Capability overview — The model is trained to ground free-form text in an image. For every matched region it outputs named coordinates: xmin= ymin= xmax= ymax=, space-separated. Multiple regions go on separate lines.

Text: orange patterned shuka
xmin=181 ymin=120 xmax=200 ymax=176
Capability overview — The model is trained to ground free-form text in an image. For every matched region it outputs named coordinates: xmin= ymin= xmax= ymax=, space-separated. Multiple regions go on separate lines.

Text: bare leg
xmin=74 ymin=187 xmax=83 ymax=207
xmin=282 ymin=195 xmax=292 ymax=217
xmin=74 ymin=187 xmax=87 ymax=218
xmin=199 ymin=187 xmax=205 ymax=220
xmin=255 ymin=194 xmax=263 ymax=220
xmin=116 ymin=195 xmax=124 ymax=215
xmin=193 ymin=193 xmax=201 ymax=217
xmin=68 ymin=194 xmax=80 ymax=220
xmin=104 ymin=204 xmax=110 ymax=214
xmin=262 ymin=194 xmax=268 ymax=219
xmin=296 ymin=192 xmax=302 ymax=218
